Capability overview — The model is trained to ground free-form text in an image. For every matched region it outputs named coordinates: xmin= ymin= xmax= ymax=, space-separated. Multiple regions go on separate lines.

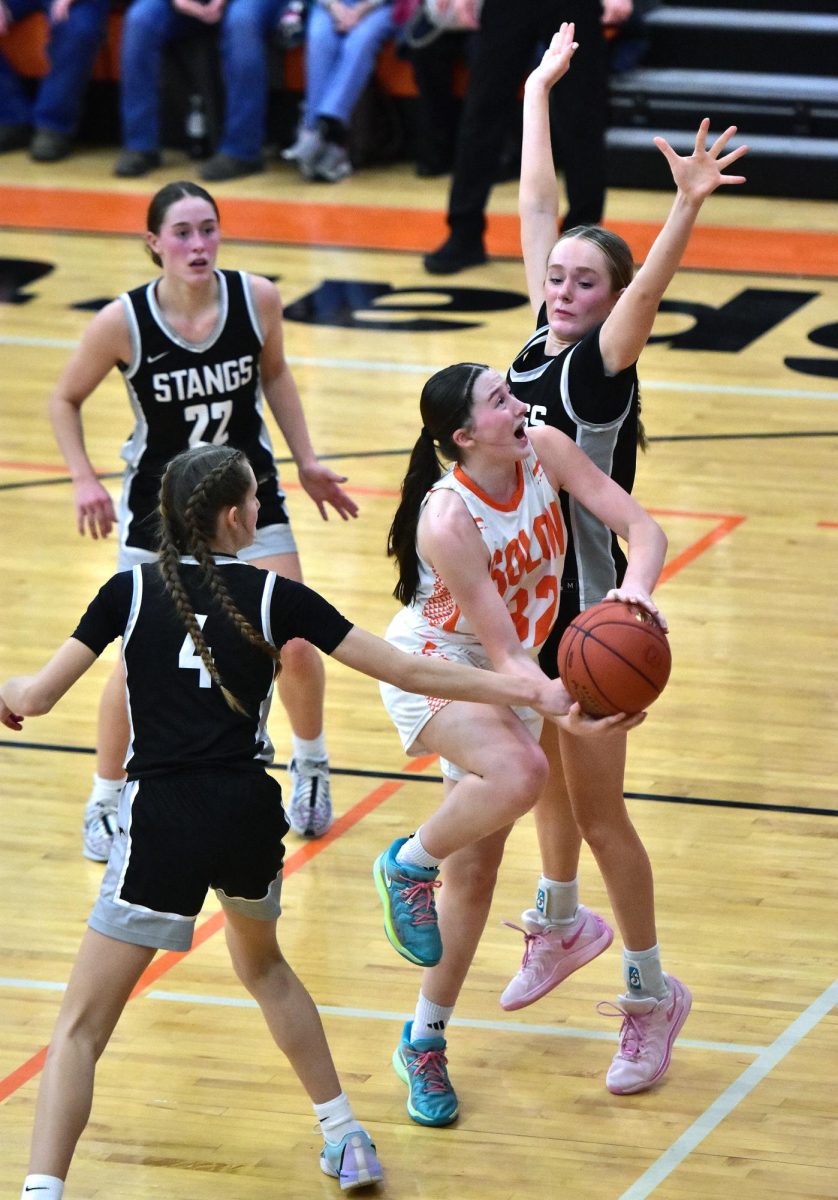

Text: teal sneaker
xmin=392 ymin=1019 xmax=459 ymax=1127
xmin=319 ymin=1129 xmax=383 ymax=1191
xmin=373 ymin=838 xmax=442 ymax=966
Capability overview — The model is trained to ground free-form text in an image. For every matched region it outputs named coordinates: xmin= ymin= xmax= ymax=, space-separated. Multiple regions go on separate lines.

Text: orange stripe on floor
xmin=0 ymin=753 xmax=439 ymax=1103
xmin=1 ymin=185 xmax=836 ymax=277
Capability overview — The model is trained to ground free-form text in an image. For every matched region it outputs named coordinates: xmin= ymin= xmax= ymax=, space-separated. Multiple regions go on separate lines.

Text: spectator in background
xmin=282 ymin=0 xmax=397 ymax=183
xmin=0 ymin=0 xmax=110 ymax=162
xmin=422 ymin=0 xmax=632 ymax=275
xmin=114 ymin=0 xmax=226 ymax=178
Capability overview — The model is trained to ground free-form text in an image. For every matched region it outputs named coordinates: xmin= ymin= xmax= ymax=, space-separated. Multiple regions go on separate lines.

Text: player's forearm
xmin=49 ymin=394 xmax=99 ymax=481
xmin=520 ymin=81 xmax=558 ymax=218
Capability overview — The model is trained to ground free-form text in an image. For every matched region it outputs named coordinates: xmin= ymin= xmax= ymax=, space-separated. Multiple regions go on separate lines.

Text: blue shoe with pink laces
xmin=373 ymin=838 xmax=441 ymax=966
xmin=392 ymin=1020 xmax=458 ymax=1127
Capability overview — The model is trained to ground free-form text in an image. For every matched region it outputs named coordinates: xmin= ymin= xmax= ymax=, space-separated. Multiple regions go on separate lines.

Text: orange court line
xmin=0 ymin=753 xmax=438 ymax=1105
xmin=1 ymin=184 xmax=837 ymax=278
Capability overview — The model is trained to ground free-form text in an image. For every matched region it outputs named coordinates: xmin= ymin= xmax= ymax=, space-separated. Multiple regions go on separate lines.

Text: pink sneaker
xmin=499 ymin=905 xmax=614 ymax=1011
xmin=599 ymin=975 xmax=692 ymax=1094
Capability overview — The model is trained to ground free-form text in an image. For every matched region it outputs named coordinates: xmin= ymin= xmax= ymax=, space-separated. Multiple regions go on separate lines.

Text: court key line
xmin=2 ymin=336 xmax=838 ymax=404
xmin=618 ymin=979 xmax=838 ymax=1200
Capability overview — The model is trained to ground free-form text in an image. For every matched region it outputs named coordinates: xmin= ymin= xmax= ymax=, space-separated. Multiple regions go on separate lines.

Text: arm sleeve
xmin=71 ymin=572 xmax=134 ymax=656
xmin=268 ymin=577 xmax=354 ymax=654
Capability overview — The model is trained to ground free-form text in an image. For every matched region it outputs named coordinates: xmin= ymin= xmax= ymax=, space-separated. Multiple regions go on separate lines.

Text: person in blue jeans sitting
xmin=0 ymin=0 xmax=110 ymax=162
xmin=282 ymin=0 xmax=396 ymax=183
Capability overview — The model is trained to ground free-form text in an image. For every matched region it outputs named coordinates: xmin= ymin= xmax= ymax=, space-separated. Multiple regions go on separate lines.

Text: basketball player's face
xmin=149 ymin=197 xmax=221 ymax=281
xmin=465 ymin=370 xmax=530 ymax=455
xmin=544 ymin=238 xmax=617 ymax=344
xmin=234 ymin=468 xmax=260 ymax=547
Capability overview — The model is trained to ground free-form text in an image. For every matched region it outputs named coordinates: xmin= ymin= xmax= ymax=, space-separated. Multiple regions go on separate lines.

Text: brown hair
xmin=387 ymin=363 xmax=487 ymax=605
xmin=145 ymin=181 xmax=220 ymax=267
xmin=157 ymin=445 xmax=279 ymax=714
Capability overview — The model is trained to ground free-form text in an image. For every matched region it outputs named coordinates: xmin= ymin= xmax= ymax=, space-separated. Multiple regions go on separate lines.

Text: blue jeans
xmin=119 ymin=0 xmax=205 ymax=151
xmin=303 ymin=1 xmax=395 ymax=129
xmin=0 ymin=0 xmax=109 ymax=133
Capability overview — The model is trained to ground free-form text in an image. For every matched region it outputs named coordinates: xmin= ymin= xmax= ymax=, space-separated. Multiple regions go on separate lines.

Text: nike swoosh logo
xmin=147 ymin=351 xmax=169 ymax=363
xmin=561 ymin=922 xmax=586 ymax=951
xmin=25 ymin=1188 xmax=50 ymax=1192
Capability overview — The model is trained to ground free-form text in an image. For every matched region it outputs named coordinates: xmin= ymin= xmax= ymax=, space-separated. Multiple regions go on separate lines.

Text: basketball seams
xmin=557 ymin=600 xmax=671 ymax=716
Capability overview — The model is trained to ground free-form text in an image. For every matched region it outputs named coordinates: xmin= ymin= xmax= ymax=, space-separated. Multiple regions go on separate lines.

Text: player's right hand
xmin=74 ymin=478 xmax=116 ymax=539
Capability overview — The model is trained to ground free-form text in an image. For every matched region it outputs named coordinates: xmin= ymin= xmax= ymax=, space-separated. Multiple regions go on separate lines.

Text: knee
xmin=501 ymin=743 xmax=548 ymax=820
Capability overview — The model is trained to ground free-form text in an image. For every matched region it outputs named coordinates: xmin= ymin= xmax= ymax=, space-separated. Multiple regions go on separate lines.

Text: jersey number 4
xmin=178 ymin=615 xmax=212 ymax=688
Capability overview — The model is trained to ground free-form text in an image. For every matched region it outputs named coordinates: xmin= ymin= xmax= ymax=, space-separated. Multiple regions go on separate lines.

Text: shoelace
xmin=408 ymin=1047 xmax=451 ymax=1093
xmin=400 ymin=879 xmax=441 ymax=926
xmin=597 ymin=1001 xmax=644 ymax=1059
xmin=501 ymin=920 xmax=549 ymax=971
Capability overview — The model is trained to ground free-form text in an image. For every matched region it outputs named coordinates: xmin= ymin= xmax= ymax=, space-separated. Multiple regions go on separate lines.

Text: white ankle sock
xmin=622 ymin=944 xmax=668 ymax=1000
xmin=395 ymin=828 xmax=440 ymax=870
xmin=90 ymin=772 xmax=124 ymax=803
xmin=411 ymin=992 xmax=454 ymax=1043
xmin=292 ymin=733 xmax=327 ymax=763
xmin=21 ymin=1176 xmax=64 ymax=1200
xmin=314 ymin=1090 xmax=362 ymax=1145
xmin=535 ymin=875 xmax=579 ymax=924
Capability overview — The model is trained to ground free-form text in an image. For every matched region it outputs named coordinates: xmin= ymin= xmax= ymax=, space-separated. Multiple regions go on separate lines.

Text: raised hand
xmin=654 ymin=118 xmax=748 ymax=204
xmin=526 ymin=22 xmax=578 ymax=93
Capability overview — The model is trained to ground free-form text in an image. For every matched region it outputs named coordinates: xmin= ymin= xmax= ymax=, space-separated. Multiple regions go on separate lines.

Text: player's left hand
xmin=526 ymin=23 xmax=578 ymax=93
xmin=298 ymin=462 xmax=360 ymax=521
xmin=604 ymin=588 xmax=668 ymax=632
xmin=557 ymin=703 xmax=647 ymax=736
xmin=0 ymin=696 xmax=23 ymax=731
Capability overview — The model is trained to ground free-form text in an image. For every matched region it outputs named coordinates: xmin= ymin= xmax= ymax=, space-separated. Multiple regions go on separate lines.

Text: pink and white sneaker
xmin=599 ymin=975 xmax=692 ymax=1094
xmin=499 ymin=905 xmax=614 ymax=1011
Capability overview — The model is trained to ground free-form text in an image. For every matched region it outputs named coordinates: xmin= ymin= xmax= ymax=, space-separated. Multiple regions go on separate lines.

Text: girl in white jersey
xmin=497 ymin=23 xmax=748 ymax=1100
xmin=1 ymin=443 xmax=583 ymax=1198
xmin=372 ymin=361 xmax=667 ymax=1127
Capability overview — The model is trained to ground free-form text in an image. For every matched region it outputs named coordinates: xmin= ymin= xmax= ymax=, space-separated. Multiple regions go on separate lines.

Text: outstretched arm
xmin=599 ymin=119 xmax=748 ymax=373
xmin=252 ymin=275 xmax=359 ymax=521
xmin=0 ymin=639 xmax=98 ymax=728
xmin=519 ymin=23 xmax=578 ymax=315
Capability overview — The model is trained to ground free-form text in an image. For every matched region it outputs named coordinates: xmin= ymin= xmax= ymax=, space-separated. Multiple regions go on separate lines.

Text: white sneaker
xmin=281 ymin=125 xmax=322 ymax=163
xmin=82 ymin=794 xmax=119 ymax=862
xmin=287 ymin=757 xmax=332 ymax=838
xmin=312 ymin=143 xmax=352 ymax=183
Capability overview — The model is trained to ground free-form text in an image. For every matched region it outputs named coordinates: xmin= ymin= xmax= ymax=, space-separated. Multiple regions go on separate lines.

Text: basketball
xmin=557 ymin=600 xmax=671 ymax=717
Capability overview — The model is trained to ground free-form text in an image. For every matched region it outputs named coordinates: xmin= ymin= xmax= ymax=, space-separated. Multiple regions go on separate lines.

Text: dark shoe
xmin=30 ymin=128 xmax=73 ymax=162
xmin=114 ymin=149 xmax=161 ymax=178
xmin=0 ymin=123 xmax=32 ymax=154
xmin=199 ymin=153 xmax=263 ymax=182
xmin=423 ymin=235 xmax=487 ymax=275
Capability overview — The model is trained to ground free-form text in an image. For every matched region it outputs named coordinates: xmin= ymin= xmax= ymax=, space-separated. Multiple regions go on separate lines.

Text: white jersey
xmin=396 ymin=447 xmax=565 ymax=655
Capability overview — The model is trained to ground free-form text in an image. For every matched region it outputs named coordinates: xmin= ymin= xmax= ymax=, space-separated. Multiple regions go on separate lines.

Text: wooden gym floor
xmin=0 ymin=146 xmax=836 ymax=1199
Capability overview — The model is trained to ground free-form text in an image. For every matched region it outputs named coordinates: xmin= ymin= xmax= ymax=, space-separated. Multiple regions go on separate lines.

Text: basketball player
xmin=49 ymin=182 xmax=351 ymax=857
xmin=372 ymin=360 xmax=667 ymax=1127
xmin=500 ymin=26 xmax=746 ymax=1098
xmin=0 ymin=443 xmax=585 ymax=1198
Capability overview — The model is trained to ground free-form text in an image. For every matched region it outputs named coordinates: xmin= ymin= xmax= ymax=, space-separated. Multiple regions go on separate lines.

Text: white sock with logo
xmin=89 ymin=772 xmax=124 ymax=805
xmin=622 ymin=944 xmax=668 ymax=1001
xmin=314 ymin=1090 xmax=362 ymax=1146
xmin=21 ymin=1176 xmax=64 ymax=1199
xmin=535 ymin=875 xmax=579 ymax=925
xmin=410 ymin=992 xmax=454 ymax=1044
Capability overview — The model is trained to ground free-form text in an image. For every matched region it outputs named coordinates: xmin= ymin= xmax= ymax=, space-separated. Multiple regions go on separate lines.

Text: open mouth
xmin=514 ymin=422 xmax=527 ymax=441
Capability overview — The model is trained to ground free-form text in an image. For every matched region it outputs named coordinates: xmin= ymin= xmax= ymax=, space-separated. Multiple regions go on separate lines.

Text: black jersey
xmin=508 ymin=309 xmax=639 ymax=613
xmin=72 ymin=559 xmax=352 ymax=778
xmin=117 ymin=270 xmax=285 ymax=552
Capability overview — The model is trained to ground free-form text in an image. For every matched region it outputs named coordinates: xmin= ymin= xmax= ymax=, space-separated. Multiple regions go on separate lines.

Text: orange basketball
xmin=557 ymin=600 xmax=671 ymax=717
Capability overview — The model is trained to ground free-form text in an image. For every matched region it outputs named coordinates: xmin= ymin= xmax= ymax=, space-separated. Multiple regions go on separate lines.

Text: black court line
xmin=1 ymin=739 xmax=835 ymax=818
xmin=2 ymin=432 xmax=838 ymax=494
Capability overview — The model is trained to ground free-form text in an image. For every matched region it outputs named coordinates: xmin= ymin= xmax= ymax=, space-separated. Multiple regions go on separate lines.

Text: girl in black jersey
xmin=0 ymin=444 xmax=577 ymax=1198
xmin=49 ymin=181 xmax=350 ymax=864
xmin=499 ymin=25 xmax=749 ymax=1092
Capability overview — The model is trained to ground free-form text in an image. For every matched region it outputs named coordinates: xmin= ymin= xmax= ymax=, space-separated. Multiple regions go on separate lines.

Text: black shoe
xmin=199 ymin=153 xmax=263 ymax=182
xmin=30 ymin=128 xmax=73 ymax=162
xmin=423 ymin=236 xmax=487 ymax=275
xmin=0 ymin=123 xmax=32 ymax=154
xmin=114 ymin=149 xmax=161 ymax=178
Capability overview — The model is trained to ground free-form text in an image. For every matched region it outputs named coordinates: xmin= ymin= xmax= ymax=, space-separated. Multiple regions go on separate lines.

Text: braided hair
xmin=387 ymin=362 xmax=487 ymax=606
xmin=157 ymin=445 xmax=279 ymax=714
